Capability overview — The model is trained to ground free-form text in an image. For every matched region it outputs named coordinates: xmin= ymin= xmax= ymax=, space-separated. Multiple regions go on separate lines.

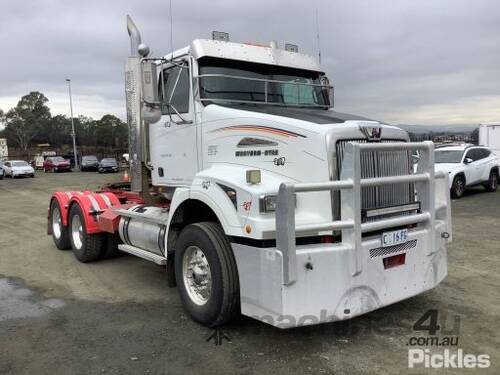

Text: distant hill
xmin=397 ymin=124 xmax=478 ymax=134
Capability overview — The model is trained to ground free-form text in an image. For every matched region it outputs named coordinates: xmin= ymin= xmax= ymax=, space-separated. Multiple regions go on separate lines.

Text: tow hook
xmin=441 ymin=232 xmax=450 ymax=239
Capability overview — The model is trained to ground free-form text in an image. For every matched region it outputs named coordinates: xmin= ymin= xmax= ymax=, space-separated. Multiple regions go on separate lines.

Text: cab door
xmin=149 ymin=58 xmax=198 ymax=186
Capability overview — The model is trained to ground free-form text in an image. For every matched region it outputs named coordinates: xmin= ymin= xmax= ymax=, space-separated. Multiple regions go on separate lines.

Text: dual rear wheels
xmin=49 ymin=200 xmax=119 ymax=261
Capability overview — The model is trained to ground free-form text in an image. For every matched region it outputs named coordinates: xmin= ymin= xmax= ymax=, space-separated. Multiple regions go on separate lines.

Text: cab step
xmin=118 ymin=244 xmax=166 ymax=265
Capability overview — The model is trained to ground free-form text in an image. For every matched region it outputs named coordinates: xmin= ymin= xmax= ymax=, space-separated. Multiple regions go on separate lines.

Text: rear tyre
xmin=174 ymin=222 xmax=240 ymax=327
xmin=69 ymin=204 xmax=104 ymax=263
xmin=451 ymin=175 xmax=465 ymax=199
xmin=50 ymin=199 xmax=71 ymax=250
xmin=484 ymin=170 xmax=498 ymax=192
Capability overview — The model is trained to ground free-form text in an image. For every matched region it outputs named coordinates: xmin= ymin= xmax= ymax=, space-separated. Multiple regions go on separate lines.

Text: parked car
xmin=98 ymin=158 xmax=119 ymax=173
xmin=0 ymin=161 xmax=4 ymax=179
xmin=2 ymin=160 xmax=35 ymax=178
xmin=43 ymin=156 xmax=72 ymax=173
xmin=435 ymin=144 xmax=499 ymax=198
xmin=80 ymin=155 xmax=100 ymax=171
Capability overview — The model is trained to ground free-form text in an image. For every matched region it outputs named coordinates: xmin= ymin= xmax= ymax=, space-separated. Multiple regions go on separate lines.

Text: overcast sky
xmin=1 ymin=0 xmax=499 ymax=125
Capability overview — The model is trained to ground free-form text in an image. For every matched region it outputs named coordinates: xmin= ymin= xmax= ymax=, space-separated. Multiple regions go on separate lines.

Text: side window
xmin=159 ymin=63 xmax=190 ymax=114
xmin=465 ymin=150 xmax=477 ymax=162
xmin=480 ymin=148 xmax=491 ymax=158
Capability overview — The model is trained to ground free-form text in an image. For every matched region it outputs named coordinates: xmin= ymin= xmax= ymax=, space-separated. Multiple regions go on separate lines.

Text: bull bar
xmin=275 ymin=141 xmax=449 ymax=285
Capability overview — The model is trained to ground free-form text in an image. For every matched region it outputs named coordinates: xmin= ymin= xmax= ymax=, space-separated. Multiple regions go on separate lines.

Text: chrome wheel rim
xmin=52 ymin=207 xmax=62 ymax=239
xmin=182 ymin=246 xmax=212 ymax=306
xmin=456 ymin=179 xmax=464 ymax=195
xmin=71 ymin=214 xmax=83 ymax=250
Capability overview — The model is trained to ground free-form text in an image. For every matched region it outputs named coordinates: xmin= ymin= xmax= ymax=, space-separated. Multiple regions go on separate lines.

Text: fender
xmin=166 ymin=184 xmax=243 ymax=238
xmin=67 ymin=192 xmax=121 ymax=234
xmin=49 ymin=191 xmax=86 ymax=227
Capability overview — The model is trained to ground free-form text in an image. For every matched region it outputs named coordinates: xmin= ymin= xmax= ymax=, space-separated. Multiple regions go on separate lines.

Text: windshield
xmin=12 ymin=161 xmax=29 ymax=167
xmin=435 ymin=150 xmax=464 ymax=163
xmin=198 ymin=57 xmax=331 ymax=108
xmin=52 ymin=157 xmax=65 ymax=162
xmin=83 ymin=156 xmax=97 ymax=161
xmin=101 ymin=158 xmax=116 ymax=163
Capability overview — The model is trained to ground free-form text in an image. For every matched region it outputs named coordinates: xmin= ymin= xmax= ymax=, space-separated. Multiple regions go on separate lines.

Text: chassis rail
xmin=276 ymin=141 xmax=448 ymax=285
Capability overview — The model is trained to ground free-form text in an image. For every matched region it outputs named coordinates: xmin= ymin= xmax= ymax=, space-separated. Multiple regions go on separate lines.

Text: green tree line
xmin=0 ymin=91 xmax=128 ymax=151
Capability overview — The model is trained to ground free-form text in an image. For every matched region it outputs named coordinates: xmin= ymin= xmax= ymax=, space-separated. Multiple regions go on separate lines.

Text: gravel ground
xmin=0 ymin=171 xmax=499 ymax=374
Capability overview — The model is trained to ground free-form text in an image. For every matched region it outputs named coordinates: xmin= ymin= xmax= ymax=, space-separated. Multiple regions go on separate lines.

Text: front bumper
xmin=99 ymin=166 xmax=118 ymax=172
xmin=232 ymin=221 xmax=448 ymax=328
xmin=13 ymin=171 xmax=34 ymax=177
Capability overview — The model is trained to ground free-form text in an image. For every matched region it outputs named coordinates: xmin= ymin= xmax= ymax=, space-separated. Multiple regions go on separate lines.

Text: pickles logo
xmin=408 ymin=349 xmax=490 ymax=369
xmin=407 ymin=310 xmax=490 ymax=369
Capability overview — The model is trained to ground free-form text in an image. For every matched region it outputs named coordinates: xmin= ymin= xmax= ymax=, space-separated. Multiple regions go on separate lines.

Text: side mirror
xmin=141 ymin=61 xmax=158 ymax=104
xmin=141 ymin=60 xmax=162 ymax=123
xmin=464 ymin=157 xmax=473 ymax=164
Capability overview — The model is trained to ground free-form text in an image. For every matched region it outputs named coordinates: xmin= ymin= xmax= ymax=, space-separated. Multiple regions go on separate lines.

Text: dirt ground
xmin=0 ymin=171 xmax=499 ymax=374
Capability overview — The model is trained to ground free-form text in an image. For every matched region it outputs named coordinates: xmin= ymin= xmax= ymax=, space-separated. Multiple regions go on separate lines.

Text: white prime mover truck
xmin=479 ymin=122 xmax=500 ymax=161
xmin=47 ymin=16 xmax=451 ymax=328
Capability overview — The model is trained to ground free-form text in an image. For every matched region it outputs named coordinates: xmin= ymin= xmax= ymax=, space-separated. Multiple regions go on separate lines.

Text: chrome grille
xmin=334 ymin=139 xmax=415 ymax=222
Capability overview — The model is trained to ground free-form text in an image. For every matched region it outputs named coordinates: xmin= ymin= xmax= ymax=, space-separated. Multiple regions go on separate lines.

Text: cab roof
xmin=165 ymin=39 xmax=323 ymax=72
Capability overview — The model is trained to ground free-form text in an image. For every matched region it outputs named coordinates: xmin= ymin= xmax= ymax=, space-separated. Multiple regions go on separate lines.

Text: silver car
xmin=2 ymin=160 xmax=35 ymax=178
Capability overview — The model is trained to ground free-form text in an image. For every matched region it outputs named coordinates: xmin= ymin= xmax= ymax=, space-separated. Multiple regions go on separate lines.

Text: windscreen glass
xmin=435 ymin=150 xmax=463 ymax=163
xmin=198 ymin=57 xmax=330 ymax=107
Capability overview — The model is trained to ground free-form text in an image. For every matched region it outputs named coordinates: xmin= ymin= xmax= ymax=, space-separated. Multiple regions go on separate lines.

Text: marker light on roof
xmin=212 ymin=31 xmax=229 ymax=42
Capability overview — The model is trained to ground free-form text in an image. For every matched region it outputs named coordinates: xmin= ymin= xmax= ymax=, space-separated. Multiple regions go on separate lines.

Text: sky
xmin=1 ymin=0 xmax=499 ymax=126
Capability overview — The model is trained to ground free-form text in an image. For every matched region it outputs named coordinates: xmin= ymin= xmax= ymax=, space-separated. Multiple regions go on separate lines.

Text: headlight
xmin=259 ymin=195 xmax=278 ymax=213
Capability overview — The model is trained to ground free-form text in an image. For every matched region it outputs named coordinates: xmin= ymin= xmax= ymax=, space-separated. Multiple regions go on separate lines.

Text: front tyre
xmin=174 ymin=222 xmax=240 ymax=327
xmin=451 ymin=175 xmax=465 ymax=199
xmin=69 ymin=204 xmax=104 ymax=262
xmin=484 ymin=170 xmax=498 ymax=192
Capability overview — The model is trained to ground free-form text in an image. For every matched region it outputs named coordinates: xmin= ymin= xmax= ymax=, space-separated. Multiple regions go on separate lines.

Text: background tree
xmin=4 ymin=92 xmax=51 ymax=150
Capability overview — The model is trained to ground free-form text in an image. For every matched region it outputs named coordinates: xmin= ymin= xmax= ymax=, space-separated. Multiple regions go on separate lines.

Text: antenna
xmin=315 ymin=8 xmax=322 ymax=64
xmin=169 ymin=0 xmax=174 ymax=57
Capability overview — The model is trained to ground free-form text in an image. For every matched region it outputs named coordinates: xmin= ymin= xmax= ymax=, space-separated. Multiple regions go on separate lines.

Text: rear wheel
xmin=50 ymin=200 xmax=71 ymax=250
xmin=451 ymin=175 xmax=465 ymax=199
xmin=69 ymin=204 xmax=104 ymax=262
xmin=484 ymin=170 xmax=498 ymax=192
xmin=174 ymin=222 xmax=239 ymax=327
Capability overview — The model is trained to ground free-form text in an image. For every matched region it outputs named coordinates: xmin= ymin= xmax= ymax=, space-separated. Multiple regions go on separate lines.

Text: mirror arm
xmin=168 ymin=103 xmax=192 ymax=124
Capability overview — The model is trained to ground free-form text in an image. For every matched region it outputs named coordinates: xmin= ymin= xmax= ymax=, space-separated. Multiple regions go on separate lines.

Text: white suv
xmin=435 ymin=144 xmax=499 ymax=198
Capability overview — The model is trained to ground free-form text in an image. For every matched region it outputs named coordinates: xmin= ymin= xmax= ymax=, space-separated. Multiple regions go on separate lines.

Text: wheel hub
xmin=52 ymin=207 xmax=62 ymax=239
xmin=182 ymin=246 xmax=212 ymax=306
xmin=71 ymin=214 xmax=83 ymax=250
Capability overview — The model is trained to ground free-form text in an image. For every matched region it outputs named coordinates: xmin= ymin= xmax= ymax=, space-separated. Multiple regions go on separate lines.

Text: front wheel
xmin=484 ymin=170 xmax=498 ymax=192
xmin=174 ymin=222 xmax=240 ymax=327
xmin=69 ymin=204 xmax=104 ymax=262
xmin=451 ymin=175 xmax=465 ymax=199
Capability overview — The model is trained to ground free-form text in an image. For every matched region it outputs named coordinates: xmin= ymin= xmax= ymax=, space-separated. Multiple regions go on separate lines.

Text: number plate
xmin=381 ymin=229 xmax=408 ymax=247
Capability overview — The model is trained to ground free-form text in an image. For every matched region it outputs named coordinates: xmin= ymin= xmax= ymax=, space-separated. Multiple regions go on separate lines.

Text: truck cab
xmin=47 ymin=16 xmax=452 ymax=329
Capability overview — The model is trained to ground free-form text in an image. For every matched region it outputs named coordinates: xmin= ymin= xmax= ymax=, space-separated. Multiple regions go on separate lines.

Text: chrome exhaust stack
xmin=126 ymin=15 xmax=142 ymax=57
xmin=125 ymin=15 xmax=153 ymax=195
